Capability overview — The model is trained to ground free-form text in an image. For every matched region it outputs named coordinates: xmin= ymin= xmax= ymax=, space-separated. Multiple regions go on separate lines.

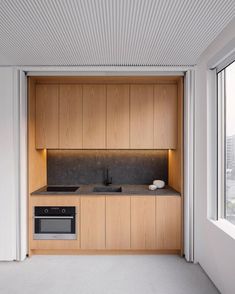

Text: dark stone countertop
xmin=31 ymin=184 xmax=180 ymax=196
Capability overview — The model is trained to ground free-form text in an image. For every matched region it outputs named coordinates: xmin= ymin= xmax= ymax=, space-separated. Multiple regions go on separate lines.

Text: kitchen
xmin=28 ymin=76 xmax=183 ymax=255
xmin=1 ymin=1 xmax=234 ymax=293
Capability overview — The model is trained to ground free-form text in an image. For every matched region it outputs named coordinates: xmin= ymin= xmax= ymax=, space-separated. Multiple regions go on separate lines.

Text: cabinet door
xmin=36 ymin=84 xmax=59 ymax=149
xmin=154 ymin=85 xmax=178 ymax=149
xmin=130 ymin=85 xmax=154 ymax=149
xmin=83 ymin=85 xmax=106 ymax=149
xmin=131 ymin=196 xmax=155 ymax=249
xmin=81 ymin=196 xmax=105 ymax=249
xmin=107 ymin=85 xmax=130 ymax=149
xmin=106 ymin=196 xmax=130 ymax=249
xmin=59 ymin=85 xmax=83 ymax=148
xmin=156 ymin=196 xmax=181 ymax=250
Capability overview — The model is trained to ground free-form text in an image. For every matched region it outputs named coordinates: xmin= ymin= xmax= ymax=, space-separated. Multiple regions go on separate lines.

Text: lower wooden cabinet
xmin=155 ymin=196 xmax=181 ymax=250
xmin=81 ymin=196 xmax=106 ymax=249
xmin=131 ymin=196 xmax=156 ymax=249
xmin=31 ymin=195 xmax=181 ymax=253
xmin=79 ymin=195 xmax=181 ymax=251
xmin=106 ymin=196 xmax=131 ymax=249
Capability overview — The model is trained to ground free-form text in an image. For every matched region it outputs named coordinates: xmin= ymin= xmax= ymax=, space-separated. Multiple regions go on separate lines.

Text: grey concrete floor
xmin=0 ymin=255 xmax=219 ymax=294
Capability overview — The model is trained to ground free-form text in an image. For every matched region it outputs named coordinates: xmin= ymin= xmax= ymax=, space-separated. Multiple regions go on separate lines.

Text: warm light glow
xmin=43 ymin=148 xmax=47 ymax=158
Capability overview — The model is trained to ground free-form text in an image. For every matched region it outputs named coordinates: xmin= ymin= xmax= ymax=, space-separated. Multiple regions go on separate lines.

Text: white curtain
xmin=184 ymin=70 xmax=195 ymax=262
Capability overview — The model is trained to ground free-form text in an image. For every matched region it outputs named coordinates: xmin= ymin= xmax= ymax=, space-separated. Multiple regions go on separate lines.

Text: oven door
xmin=34 ymin=216 xmax=76 ymax=240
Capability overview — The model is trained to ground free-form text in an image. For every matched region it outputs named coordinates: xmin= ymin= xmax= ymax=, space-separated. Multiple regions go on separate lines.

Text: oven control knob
xmin=62 ymin=208 xmax=66 ymax=214
xmin=44 ymin=209 xmax=49 ymax=213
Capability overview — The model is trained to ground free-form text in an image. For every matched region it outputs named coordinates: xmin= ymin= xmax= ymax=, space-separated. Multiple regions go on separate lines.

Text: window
xmin=218 ymin=61 xmax=235 ymax=224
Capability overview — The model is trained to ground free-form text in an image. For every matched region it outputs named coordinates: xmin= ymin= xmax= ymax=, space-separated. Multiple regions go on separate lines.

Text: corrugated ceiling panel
xmin=0 ymin=0 xmax=234 ymax=66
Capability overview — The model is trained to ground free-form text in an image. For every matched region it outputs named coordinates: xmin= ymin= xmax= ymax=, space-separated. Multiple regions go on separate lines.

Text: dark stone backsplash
xmin=47 ymin=150 xmax=168 ymax=185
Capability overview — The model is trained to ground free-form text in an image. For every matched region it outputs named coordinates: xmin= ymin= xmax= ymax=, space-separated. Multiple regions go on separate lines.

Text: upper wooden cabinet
xmin=35 ymin=80 xmax=180 ymax=150
xmin=35 ymin=84 xmax=59 ymax=149
xmin=154 ymin=85 xmax=178 ymax=149
xmin=130 ymin=85 xmax=154 ymax=149
xmin=83 ymin=85 xmax=106 ymax=149
xmin=59 ymin=85 xmax=83 ymax=149
xmin=107 ymin=85 xmax=130 ymax=149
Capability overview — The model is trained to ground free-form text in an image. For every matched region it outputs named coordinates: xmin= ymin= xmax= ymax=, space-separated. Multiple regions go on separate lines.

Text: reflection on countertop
xmin=31 ymin=184 xmax=180 ymax=196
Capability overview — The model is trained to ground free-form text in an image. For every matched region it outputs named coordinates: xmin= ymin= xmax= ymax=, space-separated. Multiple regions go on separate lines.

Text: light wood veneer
xmin=35 ymin=84 xmax=59 ymax=149
xmin=34 ymin=77 xmax=181 ymax=150
xmin=155 ymin=196 xmax=181 ymax=250
xmin=82 ymin=85 xmax=106 ymax=149
xmin=131 ymin=196 xmax=156 ymax=249
xmin=106 ymin=196 xmax=131 ymax=249
xmin=154 ymin=84 xmax=178 ymax=149
xmin=59 ymin=85 xmax=83 ymax=148
xmin=28 ymin=76 xmax=184 ymax=255
xmin=81 ymin=196 xmax=106 ymax=249
xmin=107 ymin=84 xmax=130 ymax=149
xmin=130 ymin=85 xmax=154 ymax=149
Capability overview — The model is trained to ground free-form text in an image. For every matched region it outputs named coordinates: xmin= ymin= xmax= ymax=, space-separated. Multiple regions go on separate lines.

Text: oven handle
xmin=34 ymin=216 xmax=74 ymax=219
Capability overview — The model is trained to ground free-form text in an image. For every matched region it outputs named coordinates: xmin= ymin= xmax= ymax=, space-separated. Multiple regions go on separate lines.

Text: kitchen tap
xmin=104 ymin=168 xmax=112 ymax=186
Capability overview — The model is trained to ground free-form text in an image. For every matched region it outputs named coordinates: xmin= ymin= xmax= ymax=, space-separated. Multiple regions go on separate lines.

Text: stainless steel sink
xmin=45 ymin=186 xmax=79 ymax=193
xmin=93 ymin=186 xmax=122 ymax=193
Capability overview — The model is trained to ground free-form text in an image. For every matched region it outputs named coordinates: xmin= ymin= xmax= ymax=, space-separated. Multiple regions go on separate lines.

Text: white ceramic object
xmin=153 ymin=180 xmax=165 ymax=189
xmin=148 ymin=184 xmax=157 ymax=191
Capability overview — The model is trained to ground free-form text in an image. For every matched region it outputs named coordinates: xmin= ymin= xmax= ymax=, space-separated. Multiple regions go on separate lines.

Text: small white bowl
xmin=148 ymin=184 xmax=157 ymax=191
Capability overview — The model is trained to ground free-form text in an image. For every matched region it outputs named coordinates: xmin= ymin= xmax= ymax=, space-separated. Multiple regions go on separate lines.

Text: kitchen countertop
xmin=31 ymin=184 xmax=180 ymax=196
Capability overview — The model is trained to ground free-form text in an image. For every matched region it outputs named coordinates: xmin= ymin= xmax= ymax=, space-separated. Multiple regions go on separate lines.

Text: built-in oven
xmin=34 ymin=206 xmax=76 ymax=240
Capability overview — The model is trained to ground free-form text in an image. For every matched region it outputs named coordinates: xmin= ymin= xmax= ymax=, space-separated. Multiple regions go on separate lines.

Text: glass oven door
xmin=34 ymin=211 xmax=76 ymax=240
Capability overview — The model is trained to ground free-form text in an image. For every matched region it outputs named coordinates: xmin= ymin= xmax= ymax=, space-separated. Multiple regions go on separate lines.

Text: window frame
xmin=217 ymin=60 xmax=235 ymax=223
xmin=217 ymin=69 xmax=225 ymax=219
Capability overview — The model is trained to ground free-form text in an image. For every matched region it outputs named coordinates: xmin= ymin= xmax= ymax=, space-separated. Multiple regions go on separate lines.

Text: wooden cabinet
xmin=131 ymin=196 xmax=156 ymax=249
xmin=83 ymin=85 xmax=106 ymax=149
xmin=29 ymin=194 xmax=182 ymax=253
xmin=35 ymin=81 xmax=179 ymax=150
xmin=107 ymin=85 xmax=130 ymax=149
xmin=59 ymin=85 xmax=83 ymax=148
xmin=81 ymin=196 xmax=105 ymax=249
xmin=154 ymin=85 xmax=178 ymax=149
xmin=106 ymin=196 xmax=131 ymax=249
xmin=35 ymin=84 xmax=59 ymax=149
xmin=130 ymin=85 xmax=154 ymax=149
xmin=155 ymin=196 xmax=181 ymax=250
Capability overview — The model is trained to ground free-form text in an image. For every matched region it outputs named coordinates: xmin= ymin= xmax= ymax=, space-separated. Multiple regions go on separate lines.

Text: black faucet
xmin=104 ymin=168 xmax=112 ymax=186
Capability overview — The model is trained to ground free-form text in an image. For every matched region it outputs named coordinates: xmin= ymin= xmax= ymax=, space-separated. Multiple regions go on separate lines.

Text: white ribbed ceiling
xmin=0 ymin=0 xmax=234 ymax=66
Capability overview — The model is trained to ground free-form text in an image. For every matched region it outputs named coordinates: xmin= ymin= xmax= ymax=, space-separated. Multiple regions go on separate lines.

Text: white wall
xmin=0 ymin=67 xmax=18 ymax=260
xmin=195 ymin=18 xmax=235 ymax=294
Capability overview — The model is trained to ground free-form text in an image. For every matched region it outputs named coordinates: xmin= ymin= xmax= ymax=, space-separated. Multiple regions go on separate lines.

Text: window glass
xmin=225 ymin=61 xmax=235 ymax=224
